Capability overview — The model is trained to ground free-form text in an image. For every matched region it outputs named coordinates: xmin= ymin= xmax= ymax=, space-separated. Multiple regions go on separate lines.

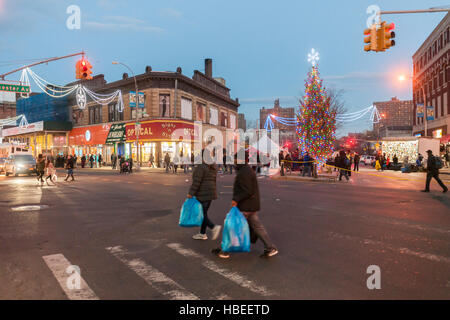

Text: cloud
xmin=160 ymin=8 xmax=182 ymax=19
xmin=84 ymin=16 xmax=165 ymax=33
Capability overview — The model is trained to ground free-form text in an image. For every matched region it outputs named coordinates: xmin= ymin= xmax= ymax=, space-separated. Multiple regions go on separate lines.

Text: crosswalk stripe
xmin=106 ymin=245 xmax=199 ymax=300
xmin=167 ymin=243 xmax=276 ymax=297
xmin=42 ymin=254 xmax=99 ymax=300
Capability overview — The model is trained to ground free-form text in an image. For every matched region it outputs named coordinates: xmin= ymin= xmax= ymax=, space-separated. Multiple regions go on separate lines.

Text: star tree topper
xmin=307 ymin=48 xmax=319 ymax=66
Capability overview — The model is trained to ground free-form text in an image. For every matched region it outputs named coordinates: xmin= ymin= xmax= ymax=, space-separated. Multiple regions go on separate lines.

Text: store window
xmin=181 ymin=97 xmax=192 ymax=120
xmin=209 ymin=107 xmax=218 ymax=125
xmin=89 ymin=105 xmax=102 ymax=124
xmin=108 ymin=102 xmax=123 ymax=122
xmin=196 ymin=102 xmax=206 ymax=123
xmin=159 ymin=94 xmax=170 ymax=117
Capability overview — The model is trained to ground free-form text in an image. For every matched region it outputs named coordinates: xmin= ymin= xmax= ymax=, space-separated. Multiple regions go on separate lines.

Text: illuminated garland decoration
xmin=296 ymin=65 xmax=336 ymax=164
xmin=21 ymin=68 xmax=124 ymax=112
xmin=0 ymin=114 xmax=29 ymax=128
xmin=264 ymin=105 xmax=381 ymax=132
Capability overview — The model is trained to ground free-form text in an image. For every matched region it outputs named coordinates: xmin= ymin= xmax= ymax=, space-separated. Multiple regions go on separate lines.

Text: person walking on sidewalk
xmin=422 ymin=150 xmax=448 ymax=193
xmin=187 ymin=149 xmax=221 ymax=241
xmin=44 ymin=159 xmax=56 ymax=185
xmin=338 ymin=151 xmax=350 ymax=181
xmin=36 ymin=154 xmax=45 ymax=183
xmin=64 ymin=155 xmax=75 ymax=181
xmin=213 ymin=153 xmax=278 ymax=259
xmin=98 ymin=154 xmax=103 ymax=168
xmin=164 ymin=153 xmax=171 ymax=173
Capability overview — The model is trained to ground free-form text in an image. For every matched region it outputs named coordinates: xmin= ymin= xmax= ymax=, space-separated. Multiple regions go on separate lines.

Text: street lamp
xmin=112 ymin=61 xmax=141 ymax=170
xmin=398 ymin=74 xmax=427 ymax=137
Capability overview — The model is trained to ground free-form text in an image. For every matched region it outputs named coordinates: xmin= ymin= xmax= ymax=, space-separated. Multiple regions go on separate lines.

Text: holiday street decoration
xmin=0 ymin=114 xmax=29 ymax=128
xmin=18 ymin=68 xmax=124 ymax=112
xmin=296 ymin=49 xmax=336 ymax=164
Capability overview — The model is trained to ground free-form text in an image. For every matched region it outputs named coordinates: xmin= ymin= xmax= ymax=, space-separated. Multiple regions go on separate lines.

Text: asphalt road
xmin=0 ymin=166 xmax=449 ymax=300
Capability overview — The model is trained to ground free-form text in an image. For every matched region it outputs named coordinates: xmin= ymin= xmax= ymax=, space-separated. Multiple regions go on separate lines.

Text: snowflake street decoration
xmin=76 ymin=85 xmax=87 ymax=110
xmin=307 ymin=48 xmax=319 ymax=66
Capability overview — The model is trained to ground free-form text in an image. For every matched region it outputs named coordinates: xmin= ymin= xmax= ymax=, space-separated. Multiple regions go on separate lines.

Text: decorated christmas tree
xmin=296 ymin=65 xmax=336 ymax=164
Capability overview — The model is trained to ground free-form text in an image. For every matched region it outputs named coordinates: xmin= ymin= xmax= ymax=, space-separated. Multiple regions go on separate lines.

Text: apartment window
xmin=159 ymin=94 xmax=170 ymax=117
xmin=209 ymin=107 xmax=218 ymax=125
xmin=229 ymin=113 xmax=236 ymax=130
xmin=108 ymin=103 xmax=123 ymax=122
xmin=220 ymin=111 xmax=227 ymax=127
xmin=181 ymin=97 xmax=192 ymax=120
xmin=196 ymin=102 xmax=206 ymax=123
xmin=89 ymin=105 xmax=102 ymax=124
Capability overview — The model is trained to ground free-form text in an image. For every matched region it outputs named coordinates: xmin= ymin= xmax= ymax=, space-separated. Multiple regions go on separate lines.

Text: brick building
xmin=373 ymin=97 xmax=414 ymax=138
xmin=412 ymin=12 xmax=450 ymax=140
xmin=66 ymin=59 xmax=240 ymax=166
xmin=259 ymin=99 xmax=296 ymax=147
xmin=238 ymin=113 xmax=246 ymax=130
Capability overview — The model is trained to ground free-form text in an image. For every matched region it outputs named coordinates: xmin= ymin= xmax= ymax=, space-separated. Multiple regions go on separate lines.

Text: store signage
xmin=433 ymin=129 xmax=443 ymax=139
xmin=1 ymin=121 xmax=44 ymax=137
xmin=68 ymin=124 xmax=111 ymax=146
xmin=105 ymin=123 xmax=126 ymax=144
xmin=416 ymin=104 xmax=424 ymax=118
xmin=426 ymin=106 xmax=434 ymax=121
xmin=129 ymin=91 xmax=145 ymax=108
xmin=125 ymin=120 xmax=198 ymax=142
xmin=0 ymin=83 xmax=30 ymax=93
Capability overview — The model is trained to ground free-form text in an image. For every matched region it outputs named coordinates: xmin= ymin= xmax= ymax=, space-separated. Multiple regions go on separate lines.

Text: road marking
xmin=329 ymin=232 xmax=450 ymax=264
xmin=42 ymin=254 xmax=99 ymax=300
xmin=167 ymin=243 xmax=276 ymax=297
xmin=106 ymin=245 xmax=199 ymax=300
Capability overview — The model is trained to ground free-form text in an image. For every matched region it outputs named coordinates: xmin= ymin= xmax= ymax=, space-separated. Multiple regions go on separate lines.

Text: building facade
xmin=373 ymin=97 xmax=414 ymax=138
xmin=66 ymin=59 xmax=240 ymax=166
xmin=238 ymin=113 xmax=246 ymax=130
xmin=412 ymin=12 xmax=450 ymax=142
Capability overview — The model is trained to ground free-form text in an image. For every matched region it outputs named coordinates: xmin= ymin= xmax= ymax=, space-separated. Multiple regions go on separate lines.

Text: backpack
xmin=435 ymin=156 xmax=444 ymax=169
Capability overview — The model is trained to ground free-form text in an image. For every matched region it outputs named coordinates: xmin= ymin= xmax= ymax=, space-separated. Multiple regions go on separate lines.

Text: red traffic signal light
xmin=76 ymin=58 xmax=93 ymax=80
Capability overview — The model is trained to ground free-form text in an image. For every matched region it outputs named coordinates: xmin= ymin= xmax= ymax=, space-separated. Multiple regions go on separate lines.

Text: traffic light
xmin=76 ymin=58 xmax=93 ymax=80
xmin=364 ymin=25 xmax=377 ymax=52
xmin=381 ymin=21 xmax=395 ymax=50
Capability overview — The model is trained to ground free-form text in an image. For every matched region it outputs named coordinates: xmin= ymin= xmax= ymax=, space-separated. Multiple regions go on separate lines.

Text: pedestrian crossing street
xmin=41 ymin=242 xmax=276 ymax=300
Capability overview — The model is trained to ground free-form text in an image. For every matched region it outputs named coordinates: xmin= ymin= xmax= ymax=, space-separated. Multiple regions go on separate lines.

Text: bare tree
xmin=327 ymin=88 xmax=347 ymax=130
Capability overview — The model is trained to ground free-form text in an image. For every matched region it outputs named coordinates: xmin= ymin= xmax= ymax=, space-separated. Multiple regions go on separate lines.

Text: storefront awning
xmin=69 ymin=124 xmax=111 ymax=146
xmin=125 ymin=119 xmax=199 ymax=142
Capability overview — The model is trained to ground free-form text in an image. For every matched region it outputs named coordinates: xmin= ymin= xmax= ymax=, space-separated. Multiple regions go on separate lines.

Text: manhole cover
xmin=11 ymin=205 xmax=49 ymax=212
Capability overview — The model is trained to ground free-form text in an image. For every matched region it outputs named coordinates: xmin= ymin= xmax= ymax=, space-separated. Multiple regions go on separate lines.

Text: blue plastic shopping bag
xmin=179 ymin=197 xmax=204 ymax=227
xmin=221 ymin=207 xmax=250 ymax=252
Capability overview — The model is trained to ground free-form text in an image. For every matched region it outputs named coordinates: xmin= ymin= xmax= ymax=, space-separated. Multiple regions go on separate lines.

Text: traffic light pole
xmin=0 ymin=52 xmax=85 ymax=80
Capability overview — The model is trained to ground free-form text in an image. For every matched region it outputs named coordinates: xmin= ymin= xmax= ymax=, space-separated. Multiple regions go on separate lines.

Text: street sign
xmin=426 ymin=106 xmax=434 ymax=121
xmin=416 ymin=103 xmax=424 ymax=118
xmin=0 ymin=83 xmax=30 ymax=93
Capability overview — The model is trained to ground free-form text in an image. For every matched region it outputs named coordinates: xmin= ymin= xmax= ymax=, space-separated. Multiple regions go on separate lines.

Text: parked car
xmin=0 ymin=157 xmax=7 ymax=173
xmin=4 ymin=154 xmax=37 ymax=177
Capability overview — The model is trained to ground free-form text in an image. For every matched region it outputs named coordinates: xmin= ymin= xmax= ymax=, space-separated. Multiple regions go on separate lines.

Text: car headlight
xmin=17 ymin=164 xmax=24 ymax=168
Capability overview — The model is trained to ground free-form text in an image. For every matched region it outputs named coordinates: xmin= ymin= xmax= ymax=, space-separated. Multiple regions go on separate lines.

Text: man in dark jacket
xmin=214 ymin=154 xmax=278 ymax=259
xmin=353 ymin=153 xmax=360 ymax=172
xmin=422 ymin=150 xmax=448 ymax=193
xmin=187 ymin=150 xmax=221 ymax=241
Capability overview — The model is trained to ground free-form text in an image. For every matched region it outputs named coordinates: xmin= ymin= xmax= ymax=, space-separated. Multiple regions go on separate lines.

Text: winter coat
xmin=189 ymin=164 xmax=218 ymax=202
xmin=36 ymin=159 xmax=45 ymax=171
xmin=233 ymin=164 xmax=260 ymax=212
xmin=427 ymin=155 xmax=439 ymax=175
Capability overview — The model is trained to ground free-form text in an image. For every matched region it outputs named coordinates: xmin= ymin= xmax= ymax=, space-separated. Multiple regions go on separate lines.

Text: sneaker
xmin=261 ymin=248 xmax=279 ymax=258
xmin=192 ymin=233 xmax=208 ymax=240
xmin=211 ymin=225 xmax=222 ymax=240
xmin=443 ymin=188 xmax=448 ymax=193
xmin=212 ymin=248 xmax=230 ymax=259
xmin=421 ymin=190 xmax=430 ymax=193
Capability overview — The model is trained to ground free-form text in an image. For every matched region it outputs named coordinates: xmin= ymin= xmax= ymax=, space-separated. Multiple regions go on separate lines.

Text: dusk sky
xmin=0 ymin=0 xmax=448 ymax=136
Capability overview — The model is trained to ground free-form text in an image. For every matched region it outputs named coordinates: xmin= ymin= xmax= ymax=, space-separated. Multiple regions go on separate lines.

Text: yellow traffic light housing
xmin=76 ymin=58 xmax=93 ymax=80
xmin=364 ymin=26 xmax=376 ymax=52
